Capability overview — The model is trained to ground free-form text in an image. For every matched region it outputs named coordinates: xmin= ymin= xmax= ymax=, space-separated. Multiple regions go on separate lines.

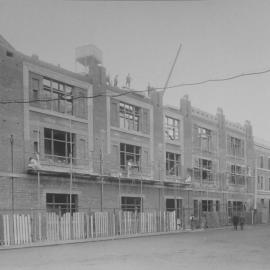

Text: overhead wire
xmin=1 ymin=66 xmax=270 ymax=104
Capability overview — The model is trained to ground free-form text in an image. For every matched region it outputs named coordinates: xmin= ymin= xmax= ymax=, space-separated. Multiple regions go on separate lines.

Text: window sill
xmin=29 ymin=106 xmax=88 ymax=123
xmin=228 ymin=183 xmax=246 ymax=186
xmin=111 ymin=126 xmax=151 ymax=138
xmin=165 ymin=138 xmax=181 ymax=146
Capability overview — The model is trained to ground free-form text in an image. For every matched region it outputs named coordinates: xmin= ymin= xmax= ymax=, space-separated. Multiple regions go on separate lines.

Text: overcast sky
xmin=0 ymin=0 xmax=270 ymax=141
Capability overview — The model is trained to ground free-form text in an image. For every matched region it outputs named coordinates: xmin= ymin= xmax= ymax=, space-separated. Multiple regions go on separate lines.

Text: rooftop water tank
xmin=75 ymin=44 xmax=103 ymax=66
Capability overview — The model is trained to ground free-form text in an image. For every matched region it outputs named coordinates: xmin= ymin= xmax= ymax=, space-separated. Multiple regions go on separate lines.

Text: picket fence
xmin=0 ymin=211 xmax=178 ymax=246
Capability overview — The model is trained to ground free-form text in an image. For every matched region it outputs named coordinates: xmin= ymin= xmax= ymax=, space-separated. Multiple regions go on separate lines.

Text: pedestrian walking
xmin=190 ymin=215 xmax=194 ymax=230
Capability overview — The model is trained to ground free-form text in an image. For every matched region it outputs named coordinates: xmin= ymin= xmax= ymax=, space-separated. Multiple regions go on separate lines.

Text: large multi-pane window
xmin=120 ymin=143 xmax=141 ymax=172
xmin=42 ymin=78 xmax=73 ymax=114
xmin=229 ymin=164 xmax=245 ymax=185
xmin=194 ymin=200 xmax=219 ymax=214
xmin=228 ymin=201 xmax=245 ymax=216
xmin=165 ymin=116 xmax=179 ymax=141
xmin=46 ymin=193 xmax=78 ymax=215
xmin=257 ymin=175 xmax=264 ymax=190
xmin=166 ymin=152 xmax=181 ymax=177
xmin=202 ymin=200 xmax=214 ymax=212
xmin=227 ymin=136 xmax=244 ymax=157
xmin=194 ymin=158 xmax=213 ymax=182
xmin=44 ymin=128 xmax=75 ymax=164
xmin=31 ymin=76 xmax=88 ymax=118
xmin=196 ymin=126 xmax=212 ymax=152
xmin=119 ymin=102 xmax=140 ymax=131
xmin=121 ymin=196 xmax=142 ymax=212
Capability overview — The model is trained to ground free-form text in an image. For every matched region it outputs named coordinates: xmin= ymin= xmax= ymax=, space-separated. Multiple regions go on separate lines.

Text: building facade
xmin=254 ymin=139 xmax=270 ymax=223
xmin=0 ymin=35 xmax=265 ymax=226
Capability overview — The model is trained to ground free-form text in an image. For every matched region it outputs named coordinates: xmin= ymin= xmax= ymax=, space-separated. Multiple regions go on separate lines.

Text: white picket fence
xmin=0 ymin=211 xmax=178 ymax=247
xmin=0 ymin=214 xmax=32 ymax=246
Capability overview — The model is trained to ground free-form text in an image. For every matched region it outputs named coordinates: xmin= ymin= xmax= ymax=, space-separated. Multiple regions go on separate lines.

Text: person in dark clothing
xmin=232 ymin=215 xmax=239 ymax=230
xmin=239 ymin=215 xmax=245 ymax=230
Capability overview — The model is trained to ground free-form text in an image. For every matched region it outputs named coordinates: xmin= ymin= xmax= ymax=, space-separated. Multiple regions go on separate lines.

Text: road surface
xmin=0 ymin=225 xmax=269 ymax=270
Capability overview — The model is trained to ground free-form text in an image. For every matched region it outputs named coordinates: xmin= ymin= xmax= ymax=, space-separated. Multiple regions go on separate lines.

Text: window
xmin=166 ymin=198 xmax=182 ymax=219
xmin=65 ymin=85 xmax=73 ymax=115
xmin=257 ymin=175 xmax=264 ymax=190
xmin=229 ymin=164 xmax=245 ymax=185
xmin=194 ymin=200 xmax=199 ymax=217
xmin=165 ymin=116 xmax=179 ymax=141
xmin=44 ymin=128 xmax=75 ymax=164
xmin=119 ymin=102 xmax=140 ymax=131
xmin=268 ymin=158 xmax=270 ymax=170
xmin=227 ymin=136 xmax=244 ymax=157
xmin=202 ymin=200 xmax=213 ymax=212
xmin=196 ymin=126 xmax=212 ymax=152
xmin=261 ymin=199 xmax=264 ymax=207
xmin=121 ymin=196 xmax=142 ymax=212
xmin=216 ymin=200 xmax=220 ymax=212
xmin=39 ymin=77 xmax=87 ymax=118
xmin=228 ymin=201 xmax=245 ymax=216
xmin=32 ymin=78 xmax=39 ymax=100
xmin=33 ymin=130 xmax=39 ymax=154
xmin=34 ymin=141 xmax=38 ymax=154
xmin=194 ymin=158 xmax=213 ymax=182
xmin=6 ymin=51 xmax=13 ymax=57
xmin=166 ymin=152 xmax=181 ymax=177
xmin=269 ymin=178 xmax=270 ymax=191
xmin=120 ymin=143 xmax=141 ymax=174
xmin=260 ymin=156 xmax=264 ymax=169
xmin=46 ymin=193 xmax=78 ymax=215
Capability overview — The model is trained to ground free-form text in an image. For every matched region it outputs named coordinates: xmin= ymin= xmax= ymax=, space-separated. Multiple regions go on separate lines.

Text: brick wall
xmin=0 ymin=45 xmax=25 ymax=174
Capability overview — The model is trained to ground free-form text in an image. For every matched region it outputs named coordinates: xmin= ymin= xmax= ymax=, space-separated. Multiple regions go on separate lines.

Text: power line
xmin=1 ymin=66 xmax=270 ymax=104
xmin=164 ymin=67 xmax=270 ymax=89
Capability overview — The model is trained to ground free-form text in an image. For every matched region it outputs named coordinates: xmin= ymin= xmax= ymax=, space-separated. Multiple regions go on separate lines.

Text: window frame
xmin=41 ymin=77 xmax=78 ymax=116
xmin=119 ymin=102 xmax=140 ymax=132
xmin=120 ymin=143 xmax=141 ymax=173
xmin=165 ymin=116 xmax=180 ymax=141
xmin=202 ymin=200 xmax=214 ymax=212
xmin=257 ymin=175 xmax=264 ymax=190
xmin=197 ymin=126 xmax=212 ymax=152
xmin=166 ymin=152 xmax=181 ymax=177
xmin=44 ymin=128 xmax=75 ymax=164
xmin=194 ymin=158 xmax=213 ymax=182
xmin=229 ymin=164 xmax=246 ymax=185
xmin=121 ymin=196 xmax=143 ymax=212
xmin=228 ymin=136 xmax=244 ymax=157
xmin=46 ymin=193 xmax=78 ymax=215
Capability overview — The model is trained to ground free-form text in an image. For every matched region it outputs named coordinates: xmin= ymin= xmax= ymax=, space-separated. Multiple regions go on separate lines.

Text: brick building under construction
xmin=0 ymin=34 xmax=269 ymax=230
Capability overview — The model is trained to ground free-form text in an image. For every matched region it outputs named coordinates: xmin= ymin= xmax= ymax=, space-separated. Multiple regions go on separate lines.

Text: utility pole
xmin=36 ymin=130 xmax=41 ymax=211
xmin=10 ymin=135 xmax=14 ymax=213
xmin=162 ymin=43 xmax=182 ymax=95
xmin=100 ymin=129 xmax=105 ymax=212
xmin=100 ymin=147 xmax=104 ymax=212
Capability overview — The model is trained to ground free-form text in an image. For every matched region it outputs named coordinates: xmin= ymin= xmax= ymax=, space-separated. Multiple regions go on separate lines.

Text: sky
xmin=0 ymin=0 xmax=270 ymax=141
